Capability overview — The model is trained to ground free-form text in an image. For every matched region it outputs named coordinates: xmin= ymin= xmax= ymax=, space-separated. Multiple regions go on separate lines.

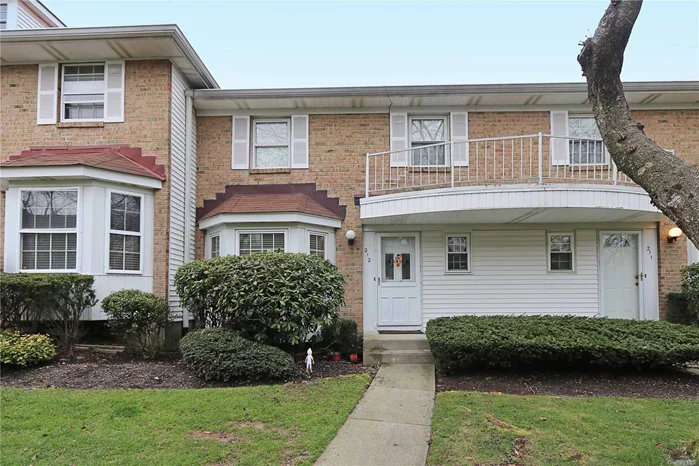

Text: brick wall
xmin=196 ymin=114 xmax=390 ymax=324
xmin=634 ymin=110 xmax=699 ymax=316
xmin=0 ymin=60 xmax=173 ymax=297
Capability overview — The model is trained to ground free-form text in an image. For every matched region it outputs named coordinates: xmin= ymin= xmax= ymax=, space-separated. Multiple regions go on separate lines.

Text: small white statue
xmin=305 ymin=348 xmax=315 ymax=373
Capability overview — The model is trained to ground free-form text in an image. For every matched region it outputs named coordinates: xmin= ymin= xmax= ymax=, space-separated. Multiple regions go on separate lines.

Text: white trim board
xmin=199 ymin=212 xmax=342 ymax=230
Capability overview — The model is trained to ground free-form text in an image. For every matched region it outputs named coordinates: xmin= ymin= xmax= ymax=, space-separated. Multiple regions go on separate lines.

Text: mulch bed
xmin=437 ymin=367 xmax=699 ymax=399
xmin=0 ymin=350 xmax=376 ymax=390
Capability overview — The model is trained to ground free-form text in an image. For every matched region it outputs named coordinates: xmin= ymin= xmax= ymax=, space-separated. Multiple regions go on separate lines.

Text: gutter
xmin=0 ymin=25 xmax=219 ymax=89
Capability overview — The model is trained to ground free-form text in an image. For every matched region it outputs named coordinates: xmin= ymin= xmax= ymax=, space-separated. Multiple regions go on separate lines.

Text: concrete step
xmin=363 ymin=334 xmax=430 ymax=352
xmin=364 ymin=349 xmax=435 ymax=365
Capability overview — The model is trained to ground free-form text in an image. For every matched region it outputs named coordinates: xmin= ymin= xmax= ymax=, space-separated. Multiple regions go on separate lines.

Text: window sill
xmin=58 ymin=121 xmax=105 ymax=128
xmin=250 ymin=168 xmax=292 ymax=174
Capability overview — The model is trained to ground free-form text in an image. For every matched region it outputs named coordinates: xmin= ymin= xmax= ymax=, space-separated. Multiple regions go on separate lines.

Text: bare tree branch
xmin=578 ymin=0 xmax=699 ymax=246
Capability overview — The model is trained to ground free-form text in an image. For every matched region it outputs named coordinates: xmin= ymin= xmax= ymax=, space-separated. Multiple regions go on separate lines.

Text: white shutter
xmin=104 ymin=61 xmax=125 ymax=123
xmin=37 ymin=63 xmax=58 ymax=125
xmin=550 ymin=110 xmax=570 ymax=166
xmin=450 ymin=112 xmax=469 ymax=166
xmin=291 ymin=114 xmax=309 ymax=169
xmin=390 ymin=112 xmax=408 ymax=167
xmin=231 ymin=116 xmax=251 ymax=169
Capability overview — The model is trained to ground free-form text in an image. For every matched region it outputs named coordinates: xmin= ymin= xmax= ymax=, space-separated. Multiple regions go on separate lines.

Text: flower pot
xmin=330 ymin=352 xmax=341 ymax=362
xmin=349 ymin=353 xmax=359 ymax=363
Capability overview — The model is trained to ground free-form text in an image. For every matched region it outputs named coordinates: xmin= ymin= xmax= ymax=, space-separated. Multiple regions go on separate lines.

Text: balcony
xmin=365 ymin=133 xmax=636 ymax=197
xmin=361 ymin=134 xmax=661 ymax=225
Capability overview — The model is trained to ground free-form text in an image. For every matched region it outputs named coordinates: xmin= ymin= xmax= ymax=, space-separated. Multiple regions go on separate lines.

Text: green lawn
xmin=429 ymin=391 xmax=699 ymax=466
xmin=1 ymin=374 xmax=370 ymax=466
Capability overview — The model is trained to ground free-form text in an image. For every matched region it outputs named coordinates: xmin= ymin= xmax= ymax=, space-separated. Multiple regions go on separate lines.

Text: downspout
xmin=182 ymin=93 xmax=194 ymax=328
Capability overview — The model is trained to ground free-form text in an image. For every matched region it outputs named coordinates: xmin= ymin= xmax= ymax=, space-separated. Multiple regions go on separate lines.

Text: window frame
xmin=60 ymin=62 xmax=107 ymax=123
xmin=567 ymin=114 xmax=609 ymax=167
xmin=547 ymin=231 xmax=576 ymax=273
xmin=236 ymin=229 xmax=288 ymax=256
xmin=309 ymin=230 xmax=327 ymax=259
xmin=209 ymin=234 xmax=221 ymax=259
xmin=0 ymin=3 xmax=7 ymax=29
xmin=105 ymin=189 xmax=145 ymax=275
xmin=444 ymin=233 xmax=472 ymax=274
xmin=408 ymin=115 xmax=449 ymax=167
xmin=251 ymin=118 xmax=291 ymax=169
xmin=18 ymin=187 xmax=81 ymax=273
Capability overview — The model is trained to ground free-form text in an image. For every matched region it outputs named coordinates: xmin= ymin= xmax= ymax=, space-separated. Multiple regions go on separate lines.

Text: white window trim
xmin=409 ymin=115 xmax=449 ymax=168
xmin=309 ymin=230 xmax=328 ymax=259
xmin=251 ymin=118 xmax=291 ymax=169
xmin=444 ymin=233 xmax=472 ymax=274
xmin=235 ymin=229 xmax=289 ymax=256
xmin=547 ymin=231 xmax=576 ymax=273
xmin=60 ymin=62 xmax=106 ymax=123
xmin=105 ymin=189 xmax=145 ymax=275
xmin=18 ymin=187 xmax=81 ymax=273
xmin=209 ymin=234 xmax=221 ymax=259
xmin=567 ymin=114 xmax=609 ymax=167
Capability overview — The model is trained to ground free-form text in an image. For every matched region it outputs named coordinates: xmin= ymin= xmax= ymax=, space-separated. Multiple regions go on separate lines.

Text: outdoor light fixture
xmin=346 ymin=230 xmax=356 ymax=245
xmin=667 ymin=227 xmax=683 ymax=243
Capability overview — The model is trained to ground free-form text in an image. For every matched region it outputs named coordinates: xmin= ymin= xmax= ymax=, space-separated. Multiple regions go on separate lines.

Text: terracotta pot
xmin=349 ymin=353 xmax=359 ymax=363
xmin=330 ymin=353 xmax=341 ymax=362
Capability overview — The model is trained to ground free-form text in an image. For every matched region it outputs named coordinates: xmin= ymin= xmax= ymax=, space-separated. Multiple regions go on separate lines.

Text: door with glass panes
xmin=377 ymin=234 xmax=421 ymax=328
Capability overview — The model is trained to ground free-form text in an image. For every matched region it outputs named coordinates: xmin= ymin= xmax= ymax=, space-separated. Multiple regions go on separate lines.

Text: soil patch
xmin=187 ymin=430 xmax=243 ymax=444
xmin=0 ymin=350 xmax=376 ymax=390
xmin=437 ymin=368 xmax=699 ymax=399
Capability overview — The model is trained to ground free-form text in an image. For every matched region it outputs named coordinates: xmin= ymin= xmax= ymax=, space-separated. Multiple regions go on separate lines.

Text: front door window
xmin=381 ymin=237 xmax=415 ymax=283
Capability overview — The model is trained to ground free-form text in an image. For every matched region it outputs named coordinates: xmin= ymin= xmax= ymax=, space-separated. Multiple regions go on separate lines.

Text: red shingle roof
xmin=202 ymin=193 xmax=342 ymax=220
xmin=1 ymin=145 xmax=166 ymax=181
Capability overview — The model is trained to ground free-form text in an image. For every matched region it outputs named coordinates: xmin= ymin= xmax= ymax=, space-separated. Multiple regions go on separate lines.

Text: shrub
xmin=175 ymin=253 xmax=346 ymax=346
xmin=102 ymin=290 xmax=172 ymax=357
xmin=681 ymin=263 xmax=699 ymax=293
xmin=0 ymin=274 xmax=97 ymax=353
xmin=426 ymin=315 xmax=699 ymax=373
xmin=666 ymin=293 xmax=698 ymax=327
xmin=320 ymin=318 xmax=359 ymax=354
xmin=179 ymin=328 xmax=296 ymax=381
xmin=0 ymin=331 xmax=57 ymax=367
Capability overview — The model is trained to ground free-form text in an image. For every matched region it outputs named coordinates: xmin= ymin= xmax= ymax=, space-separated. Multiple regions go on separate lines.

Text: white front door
xmin=600 ymin=232 xmax=642 ymax=319
xmin=377 ymin=234 xmax=421 ymax=328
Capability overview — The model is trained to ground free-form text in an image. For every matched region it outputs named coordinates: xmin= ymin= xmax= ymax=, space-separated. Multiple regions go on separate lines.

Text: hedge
xmin=174 ymin=253 xmax=345 ymax=346
xmin=426 ymin=315 xmax=699 ymax=373
xmin=179 ymin=328 xmax=296 ymax=382
xmin=0 ymin=331 xmax=56 ymax=367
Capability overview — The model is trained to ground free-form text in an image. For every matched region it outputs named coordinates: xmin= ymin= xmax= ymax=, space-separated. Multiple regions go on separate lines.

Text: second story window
xmin=568 ymin=116 xmax=606 ymax=165
xmin=62 ymin=65 xmax=105 ymax=121
xmin=253 ymin=119 xmax=290 ymax=168
xmin=1 ymin=4 xmax=8 ymax=29
xmin=410 ymin=117 xmax=447 ymax=166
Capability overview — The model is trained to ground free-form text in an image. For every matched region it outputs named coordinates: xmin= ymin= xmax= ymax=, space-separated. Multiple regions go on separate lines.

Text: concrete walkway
xmin=315 ymin=364 xmax=435 ymax=466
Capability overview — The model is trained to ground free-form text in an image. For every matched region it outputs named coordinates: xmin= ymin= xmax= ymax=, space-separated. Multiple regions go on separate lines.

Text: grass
xmin=0 ymin=374 xmax=370 ymax=466
xmin=429 ymin=391 xmax=699 ymax=466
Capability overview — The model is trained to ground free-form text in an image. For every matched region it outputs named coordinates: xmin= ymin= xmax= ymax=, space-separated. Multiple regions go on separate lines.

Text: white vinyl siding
xmin=421 ymin=229 xmax=599 ymax=326
xmin=16 ymin=1 xmax=49 ymax=28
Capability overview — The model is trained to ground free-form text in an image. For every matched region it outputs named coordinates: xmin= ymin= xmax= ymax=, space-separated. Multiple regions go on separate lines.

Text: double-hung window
xmin=548 ymin=233 xmax=574 ymax=271
xmin=309 ymin=232 xmax=326 ymax=259
xmin=62 ymin=64 xmax=106 ymax=121
xmin=445 ymin=234 xmax=470 ymax=272
xmin=238 ymin=231 xmax=285 ymax=255
xmin=210 ymin=235 xmax=221 ymax=258
xmin=253 ymin=119 xmax=290 ymax=168
xmin=568 ymin=116 xmax=607 ymax=165
xmin=108 ymin=192 xmax=142 ymax=272
xmin=20 ymin=190 xmax=78 ymax=271
xmin=410 ymin=117 xmax=447 ymax=166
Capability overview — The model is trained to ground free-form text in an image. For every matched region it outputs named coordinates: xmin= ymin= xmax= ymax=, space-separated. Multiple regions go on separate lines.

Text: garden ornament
xmin=305 ymin=348 xmax=314 ymax=373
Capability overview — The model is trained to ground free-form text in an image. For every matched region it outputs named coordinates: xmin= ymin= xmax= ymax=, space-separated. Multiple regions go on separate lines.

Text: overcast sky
xmin=44 ymin=0 xmax=699 ymax=89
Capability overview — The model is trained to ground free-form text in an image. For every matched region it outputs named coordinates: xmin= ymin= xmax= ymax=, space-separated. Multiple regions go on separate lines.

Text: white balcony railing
xmin=365 ymin=133 xmax=636 ymax=197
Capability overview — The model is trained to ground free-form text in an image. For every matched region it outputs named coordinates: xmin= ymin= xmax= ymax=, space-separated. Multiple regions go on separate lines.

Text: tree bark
xmin=578 ymin=0 xmax=699 ymax=246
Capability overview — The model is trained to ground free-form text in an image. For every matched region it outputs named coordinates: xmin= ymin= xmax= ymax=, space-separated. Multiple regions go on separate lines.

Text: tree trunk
xmin=578 ymin=0 xmax=699 ymax=246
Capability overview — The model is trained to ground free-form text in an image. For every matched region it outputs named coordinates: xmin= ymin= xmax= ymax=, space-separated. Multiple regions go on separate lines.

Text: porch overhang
xmin=360 ymin=184 xmax=664 ymax=224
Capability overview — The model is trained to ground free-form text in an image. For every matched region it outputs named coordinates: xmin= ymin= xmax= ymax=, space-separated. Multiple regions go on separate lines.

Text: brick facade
xmin=196 ymin=114 xmax=390 ymax=324
xmin=0 ymin=60 xmax=173 ymax=297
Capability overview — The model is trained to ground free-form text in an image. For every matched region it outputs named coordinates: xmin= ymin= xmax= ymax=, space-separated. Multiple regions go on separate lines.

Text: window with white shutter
xmin=450 ymin=112 xmax=469 ymax=166
xmin=550 ymin=110 xmax=570 ymax=166
xmin=390 ymin=113 xmax=409 ymax=167
xmin=37 ymin=63 xmax=58 ymax=125
xmin=60 ymin=61 xmax=125 ymax=123
xmin=291 ymin=115 xmax=309 ymax=169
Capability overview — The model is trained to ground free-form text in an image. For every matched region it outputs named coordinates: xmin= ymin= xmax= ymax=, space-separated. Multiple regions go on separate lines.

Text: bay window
xmin=309 ymin=232 xmax=326 ymax=259
xmin=108 ymin=192 xmax=142 ymax=272
xmin=238 ymin=231 xmax=285 ymax=255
